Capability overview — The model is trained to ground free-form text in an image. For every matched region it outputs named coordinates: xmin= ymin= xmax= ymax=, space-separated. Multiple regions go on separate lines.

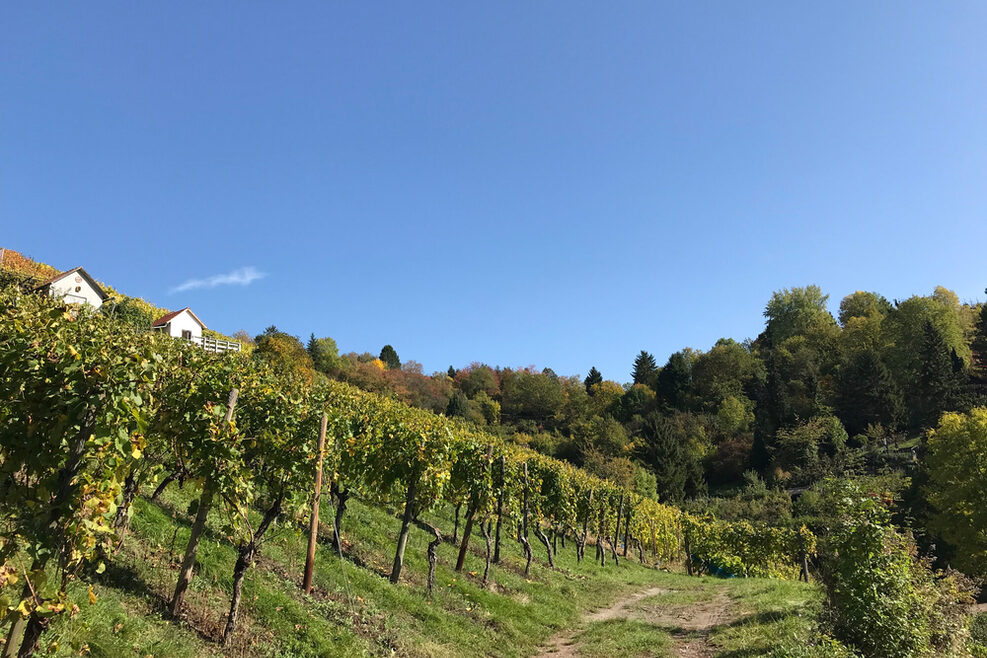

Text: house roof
xmin=35 ymin=267 xmax=109 ymax=301
xmin=152 ymin=307 xmax=207 ymax=330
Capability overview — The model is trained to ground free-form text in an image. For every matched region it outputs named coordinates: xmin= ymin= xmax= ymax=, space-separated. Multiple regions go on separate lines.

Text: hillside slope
xmin=36 ymin=483 xmax=817 ymax=658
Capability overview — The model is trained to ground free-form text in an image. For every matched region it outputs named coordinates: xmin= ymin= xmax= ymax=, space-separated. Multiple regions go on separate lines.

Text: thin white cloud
xmin=170 ymin=266 xmax=266 ymax=293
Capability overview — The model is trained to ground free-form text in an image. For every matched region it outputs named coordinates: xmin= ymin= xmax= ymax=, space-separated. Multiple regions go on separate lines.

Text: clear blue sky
xmin=3 ymin=3 xmax=987 ymax=382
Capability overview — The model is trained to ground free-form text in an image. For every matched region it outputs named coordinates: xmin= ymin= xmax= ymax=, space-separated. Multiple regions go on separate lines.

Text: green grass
xmin=576 ymin=619 xmax=671 ymax=657
xmin=34 ymin=481 xmax=691 ymax=657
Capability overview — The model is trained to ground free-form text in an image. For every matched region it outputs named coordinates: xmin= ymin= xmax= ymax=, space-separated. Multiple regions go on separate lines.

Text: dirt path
xmin=535 ymin=586 xmax=734 ymax=658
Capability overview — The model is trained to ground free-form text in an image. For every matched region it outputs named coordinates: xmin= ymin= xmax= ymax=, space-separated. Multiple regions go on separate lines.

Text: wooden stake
xmin=303 ymin=412 xmax=328 ymax=594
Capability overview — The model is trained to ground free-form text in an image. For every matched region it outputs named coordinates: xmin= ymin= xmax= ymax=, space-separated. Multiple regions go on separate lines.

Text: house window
xmin=182 ymin=330 xmax=192 ymax=339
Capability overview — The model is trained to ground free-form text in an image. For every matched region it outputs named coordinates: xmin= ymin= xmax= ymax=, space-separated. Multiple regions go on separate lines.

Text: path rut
xmin=535 ymin=586 xmax=734 ymax=658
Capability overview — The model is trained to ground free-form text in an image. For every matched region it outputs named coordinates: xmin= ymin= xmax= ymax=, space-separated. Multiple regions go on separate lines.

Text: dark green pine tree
xmin=632 ymin=350 xmax=658 ymax=386
xmin=637 ymin=412 xmax=705 ymax=502
xmin=916 ymin=320 xmax=959 ymax=428
xmin=379 ymin=344 xmax=401 ymax=370
xmin=584 ymin=366 xmax=603 ymax=393
xmin=973 ymin=300 xmax=987 ymax=368
xmin=447 ymin=365 xmax=457 ymax=379
xmin=446 ymin=392 xmax=471 ymax=419
xmin=837 ymin=349 xmax=904 ymax=436
xmin=655 ymin=352 xmax=691 ymax=411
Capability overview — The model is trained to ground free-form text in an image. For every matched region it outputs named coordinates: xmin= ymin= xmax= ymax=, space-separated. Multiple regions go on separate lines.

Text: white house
xmin=35 ymin=267 xmax=108 ymax=309
xmin=152 ymin=307 xmax=206 ymax=340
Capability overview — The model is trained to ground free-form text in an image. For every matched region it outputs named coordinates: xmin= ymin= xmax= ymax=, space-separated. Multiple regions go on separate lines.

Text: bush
xmin=820 ymin=480 xmax=973 ymax=658
xmin=972 ymin=612 xmax=987 ymax=647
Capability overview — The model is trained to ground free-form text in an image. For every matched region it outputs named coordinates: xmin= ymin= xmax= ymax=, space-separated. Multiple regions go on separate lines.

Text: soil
xmin=535 ymin=586 xmax=735 ymax=658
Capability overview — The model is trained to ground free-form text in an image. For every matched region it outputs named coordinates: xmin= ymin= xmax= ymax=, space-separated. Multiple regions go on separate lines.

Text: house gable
xmin=36 ymin=267 xmax=108 ymax=308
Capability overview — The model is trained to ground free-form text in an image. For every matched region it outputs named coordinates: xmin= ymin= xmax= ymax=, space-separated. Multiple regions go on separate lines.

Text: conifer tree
xmin=916 ymin=320 xmax=960 ymax=428
xmin=973 ymin=300 xmax=987 ymax=371
xmin=637 ymin=412 xmax=704 ymax=502
xmin=446 ymin=392 xmax=471 ymax=419
xmin=632 ymin=350 xmax=658 ymax=386
xmin=379 ymin=344 xmax=401 ymax=370
xmin=584 ymin=366 xmax=603 ymax=393
xmin=837 ymin=349 xmax=904 ymax=436
xmin=655 ymin=352 xmax=691 ymax=410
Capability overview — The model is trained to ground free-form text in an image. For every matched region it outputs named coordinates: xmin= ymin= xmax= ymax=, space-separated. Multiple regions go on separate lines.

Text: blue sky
xmin=3 ymin=2 xmax=987 ymax=382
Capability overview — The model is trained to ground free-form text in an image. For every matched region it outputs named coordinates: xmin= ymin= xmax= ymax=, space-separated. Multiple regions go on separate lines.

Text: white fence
xmin=188 ymin=335 xmax=241 ymax=354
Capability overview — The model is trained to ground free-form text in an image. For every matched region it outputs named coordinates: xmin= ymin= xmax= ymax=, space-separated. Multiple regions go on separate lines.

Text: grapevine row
xmin=0 ymin=289 xmax=814 ymax=656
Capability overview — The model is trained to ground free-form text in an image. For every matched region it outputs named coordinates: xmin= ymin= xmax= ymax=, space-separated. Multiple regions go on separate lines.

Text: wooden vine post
xmin=493 ymin=455 xmax=505 ymax=563
xmin=481 ymin=514 xmax=493 ymax=584
xmin=390 ymin=473 xmax=418 ymax=584
xmin=622 ymin=502 xmax=631 ymax=558
xmin=650 ymin=518 xmax=658 ymax=562
xmin=799 ymin=532 xmax=810 ymax=583
xmin=578 ymin=489 xmax=593 ymax=563
xmin=520 ymin=462 xmax=533 ymax=576
xmin=171 ymin=388 xmax=238 ymax=616
xmin=455 ymin=504 xmax=476 ymax=572
xmin=684 ymin=531 xmax=693 ymax=576
xmin=614 ymin=494 xmax=624 ymax=555
xmin=303 ymin=412 xmax=328 ymax=594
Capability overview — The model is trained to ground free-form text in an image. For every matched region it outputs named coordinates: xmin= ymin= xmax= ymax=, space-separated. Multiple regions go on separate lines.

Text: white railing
xmin=188 ymin=335 xmax=241 ymax=354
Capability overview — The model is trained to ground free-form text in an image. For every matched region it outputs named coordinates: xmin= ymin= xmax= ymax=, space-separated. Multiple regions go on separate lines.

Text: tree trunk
xmin=171 ymin=388 xmax=237 ymax=616
xmin=534 ymin=527 xmax=554 ymax=568
xmin=493 ymin=456 xmax=505 ymax=563
xmin=389 ymin=476 xmax=418 ymax=584
xmin=331 ymin=484 xmax=349 ymax=556
xmin=455 ymin=505 xmax=476 ymax=572
xmin=598 ymin=515 xmax=606 ymax=567
xmin=425 ymin=522 xmax=442 ymax=595
xmin=303 ymin=413 xmax=328 ymax=594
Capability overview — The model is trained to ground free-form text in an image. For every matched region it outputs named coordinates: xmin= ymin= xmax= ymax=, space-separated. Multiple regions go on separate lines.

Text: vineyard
xmin=0 ymin=288 xmax=815 ymax=657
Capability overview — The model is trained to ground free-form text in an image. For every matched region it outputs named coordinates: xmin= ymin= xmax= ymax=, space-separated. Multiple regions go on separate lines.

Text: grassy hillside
xmin=33 ymin=482 xmax=818 ymax=658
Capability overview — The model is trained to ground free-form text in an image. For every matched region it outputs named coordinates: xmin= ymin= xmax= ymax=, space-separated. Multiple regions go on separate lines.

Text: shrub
xmin=820 ymin=480 xmax=973 ymax=658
